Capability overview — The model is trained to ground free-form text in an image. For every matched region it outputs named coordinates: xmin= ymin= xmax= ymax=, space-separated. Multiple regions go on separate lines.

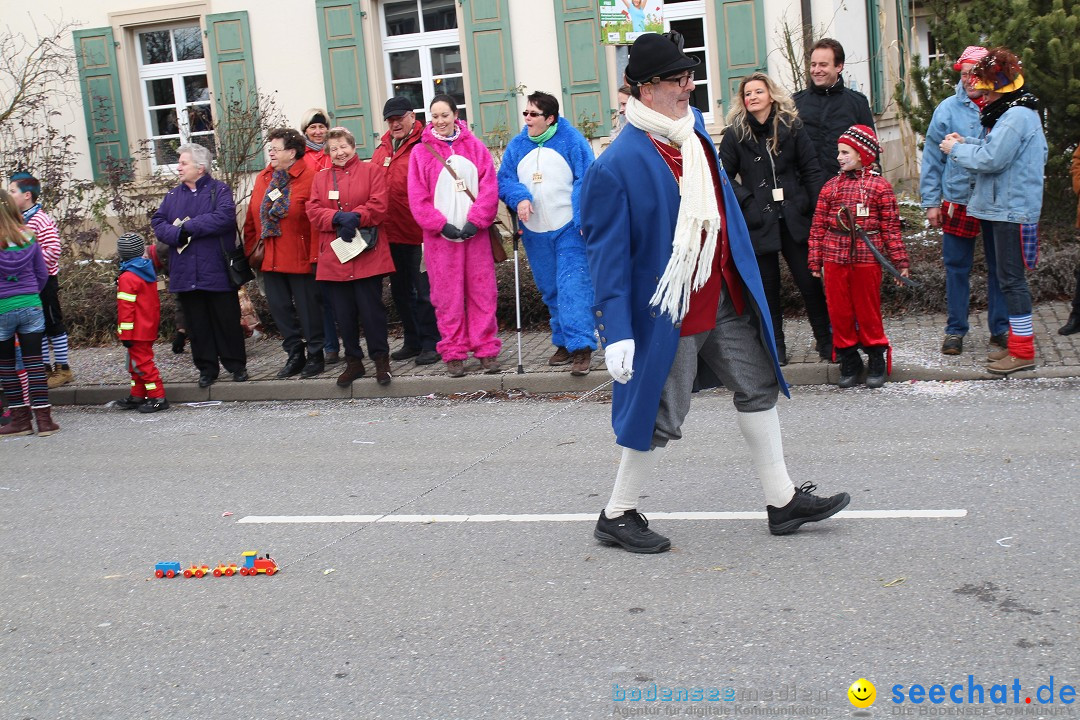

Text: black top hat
xmin=382 ymin=96 xmax=414 ymax=119
xmin=625 ymin=32 xmax=700 ymax=86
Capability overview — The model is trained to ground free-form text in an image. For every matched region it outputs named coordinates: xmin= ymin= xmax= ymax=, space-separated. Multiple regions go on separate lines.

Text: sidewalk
xmin=50 ymin=301 xmax=1080 ymax=406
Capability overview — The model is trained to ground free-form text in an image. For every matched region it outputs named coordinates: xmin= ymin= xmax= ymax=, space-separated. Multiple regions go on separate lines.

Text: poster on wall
xmin=599 ymin=0 xmax=664 ymax=45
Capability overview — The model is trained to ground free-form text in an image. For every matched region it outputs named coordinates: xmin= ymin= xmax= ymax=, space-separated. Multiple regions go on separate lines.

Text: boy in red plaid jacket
xmin=115 ymin=232 xmax=168 ymax=413
xmin=809 ymin=125 xmax=909 ymax=389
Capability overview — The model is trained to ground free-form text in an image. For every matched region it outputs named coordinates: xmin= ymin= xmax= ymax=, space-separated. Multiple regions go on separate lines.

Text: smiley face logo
xmin=848 ymin=678 xmax=876 ymax=708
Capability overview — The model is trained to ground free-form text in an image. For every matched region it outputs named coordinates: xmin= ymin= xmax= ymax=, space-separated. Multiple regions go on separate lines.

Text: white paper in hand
xmin=331 ymin=236 xmax=368 ymax=264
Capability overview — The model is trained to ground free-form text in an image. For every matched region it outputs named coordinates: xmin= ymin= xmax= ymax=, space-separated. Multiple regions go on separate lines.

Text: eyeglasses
xmin=656 ymin=72 xmax=695 ymax=89
xmin=267 ymin=146 xmax=292 ymax=154
xmin=522 ymin=111 xmax=546 ymax=118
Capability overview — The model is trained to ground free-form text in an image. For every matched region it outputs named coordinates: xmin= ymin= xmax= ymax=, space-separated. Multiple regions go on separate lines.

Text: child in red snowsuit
xmin=115 ymin=232 xmax=168 ymax=412
xmin=808 ymin=125 xmax=909 ymax=389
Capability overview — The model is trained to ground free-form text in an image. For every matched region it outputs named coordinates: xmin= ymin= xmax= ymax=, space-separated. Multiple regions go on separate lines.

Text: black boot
xmin=1059 ymin=312 xmax=1080 ymax=336
xmin=276 ymin=347 xmax=306 ymax=379
xmin=809 ymin=313 xmax=833 ymax=361
xmin=865 ymin=347 xmax=887 ymax=388
xmin=300 ymin=350 xmax=325 ymax=379
xmin=837 ymin=347 xmax=863 ymax=388
xmin=775 ymin=340 xmax=789 ymax=366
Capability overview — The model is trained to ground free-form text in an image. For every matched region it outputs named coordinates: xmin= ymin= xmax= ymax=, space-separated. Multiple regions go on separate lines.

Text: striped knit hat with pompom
xmin=117 ymin=232 xmax=146 ymax=261
xmin=837 ymin=125 xmax=880 ymax=168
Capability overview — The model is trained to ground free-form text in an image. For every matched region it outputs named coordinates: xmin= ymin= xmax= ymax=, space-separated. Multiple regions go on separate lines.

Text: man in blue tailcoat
xmin=581 ymin=32 xmax=850 ymax=553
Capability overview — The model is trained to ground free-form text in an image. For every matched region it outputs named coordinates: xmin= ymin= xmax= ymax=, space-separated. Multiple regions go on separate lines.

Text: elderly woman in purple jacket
xmin=151 ymin=143 xmax=248 ymax=387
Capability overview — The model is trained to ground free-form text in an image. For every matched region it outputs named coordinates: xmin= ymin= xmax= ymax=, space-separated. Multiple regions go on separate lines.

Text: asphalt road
xmin=3 ymin=379 xmax=1078 ymax=719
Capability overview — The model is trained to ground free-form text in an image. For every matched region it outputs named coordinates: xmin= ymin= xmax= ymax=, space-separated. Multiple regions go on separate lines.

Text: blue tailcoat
xmin=580 ymin=110 xmax=789 ymax=450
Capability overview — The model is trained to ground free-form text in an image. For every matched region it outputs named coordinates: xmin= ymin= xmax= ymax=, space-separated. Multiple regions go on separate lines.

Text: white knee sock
xmin=736 ymin=408 xmax=796 ymax=508
xmin=605 ymin=446 xmax=663 ymax=518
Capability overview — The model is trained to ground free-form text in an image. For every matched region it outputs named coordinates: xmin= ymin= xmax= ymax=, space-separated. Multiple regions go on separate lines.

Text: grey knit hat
xmin=117 ymin=232 xmax=146 ymax=261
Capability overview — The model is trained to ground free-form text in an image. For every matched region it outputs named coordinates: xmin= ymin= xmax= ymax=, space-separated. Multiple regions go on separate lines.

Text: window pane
xmin=687 ymin=50 xmax=706 ymax=79
xmin=183 ymin=75 xmax=210 ymax=103
xmin=391 ymin=81 xmax=424 ymax=110
xmin=174 ymin=27 xmax=204 ymax=61
xmin=421 ymin=0 xmax=457 ymax=31
xmin=389 ymin=50 xmax=421 ymax=80
xmin=385 ymin=1 xmax=421 ymax=35
xmin=190 ymin=134 xmax=216 ymax=158
xmin=154 ymin=138 xmax=181 ymax=166
xmin=688 ymin=86 xmax=709 ymax=115
xmin=140 ymin=30 xmax=173 ymax=64
xmin=430 ymin=46 xmax=462 ymax=75
xmin=671 ymin=19 xmax=704 ymax=49
xmin=435 ymin=75 xmax=466 ymax=109
xmin=150 ymin=108 xmax=179 ymax=136
xmin=146 ymin=78 xmax=176 ymax=106
xmin=186 ymin=103 xmax=214 ymax=132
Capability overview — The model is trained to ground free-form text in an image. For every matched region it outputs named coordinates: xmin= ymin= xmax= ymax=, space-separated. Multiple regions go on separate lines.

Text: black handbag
xmin=210 ymin=184 xmax=254 ymax=287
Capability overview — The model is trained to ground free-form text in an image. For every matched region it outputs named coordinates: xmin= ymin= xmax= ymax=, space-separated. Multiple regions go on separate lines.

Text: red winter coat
xmin=307 ymin=154 xmax=392 ymax=282
xmin=370 ymin=120 xmax=424 ymax=246
xmin=117 ymin=270 xmax=160 ymax=342
xmin=304 ymin=148 xmax=333 ymax=173
xmin=243 ymin=161 xmax=317 ymax=274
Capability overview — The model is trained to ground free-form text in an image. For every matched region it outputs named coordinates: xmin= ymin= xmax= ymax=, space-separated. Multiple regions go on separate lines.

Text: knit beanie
xmin=117 ymin=232 xmax=146 ymax=261
xmin=953 ymin=46 xmax=988 ymax=71
xmin=837 ymin=125 xmax=880 ymax=168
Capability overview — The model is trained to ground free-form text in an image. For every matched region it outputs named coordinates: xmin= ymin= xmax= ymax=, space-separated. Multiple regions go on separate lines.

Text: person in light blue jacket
xmin=920 ymin=46 xmax=1008 ymax=357
xmin=941 ymin=47 xmax=1047 ymax=376
xmin=498 ymin=91 xmax=597 ymax=375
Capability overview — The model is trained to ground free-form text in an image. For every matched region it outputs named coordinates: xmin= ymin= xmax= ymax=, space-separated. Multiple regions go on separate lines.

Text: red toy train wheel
xmin=213 ymin=568 xmax=222 ymax=577
xmin=195 ymin=569 xmax=204 ymax=578
xmin=155 ymin=570 xmax=164 ymax=578
xmin=166 ymin=569 xmax=176 ymax=578
xmin=265 ymin=568 xmax=276 ymax=576
xmin=225 ymin=568 xmax=234 ymax=576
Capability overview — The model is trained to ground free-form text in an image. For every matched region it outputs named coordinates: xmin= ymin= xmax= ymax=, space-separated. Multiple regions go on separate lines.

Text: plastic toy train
xmin=154 ymin=551 xmax=278 ymax=578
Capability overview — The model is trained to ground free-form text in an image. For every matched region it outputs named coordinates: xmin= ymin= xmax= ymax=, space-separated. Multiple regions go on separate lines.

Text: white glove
xmin=604 ymin=339 xmax=635 ymax=384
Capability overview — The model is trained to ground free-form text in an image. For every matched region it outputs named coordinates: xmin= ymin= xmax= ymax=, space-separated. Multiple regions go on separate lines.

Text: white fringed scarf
xmin=625 ymin=96 xmax=721 ymax=321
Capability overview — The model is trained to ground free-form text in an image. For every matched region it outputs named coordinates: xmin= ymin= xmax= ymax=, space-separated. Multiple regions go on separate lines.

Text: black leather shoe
xmin=767 ymin=482 xmax=850 ymax=535
xmin=390 ymin=345 xmax=422 ymax=361
xmin=276 ymin=350 xmax=306 ymax=379
xmin=594 ymin=509 xmax=671 ymax=553
xmin=198 ymin=374 xmax=216 ymax=388
xmin=233 ymin=369 xmax=249 ymax=382
xmin=415 ymin=349 xmax=441 ymax=365
xmin=300 ymin=352 xmax=325 ymax=379
xmin=1059 ymin=313 xmax=1080 ymax=336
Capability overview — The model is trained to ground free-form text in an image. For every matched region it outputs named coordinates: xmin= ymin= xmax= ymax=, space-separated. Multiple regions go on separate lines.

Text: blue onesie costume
xmin=498 ymin=117 xmax=598 ymax=354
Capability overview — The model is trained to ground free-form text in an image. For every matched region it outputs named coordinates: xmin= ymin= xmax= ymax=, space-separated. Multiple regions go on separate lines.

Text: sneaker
xmin=115 ymin=395 xmax=145 ymax=410
xmin=941 ymin=334 xmax=963 ymax=355
xmin=391 ymin=345 xmax=422 ymax=361
xmin=989 ymin=333 xmax=1009 ymax=350
xmin=446 ymin=359 xmax=466 ymax=378
xmin=570 ymin=349 xmax=592 ymax=376
xmin=479 ymin=356 xmax=501 ymax=374
xmin=548 ymin=346 xmax=572 ymax=366
xmin=594 ymin=509 xmax=671 ymax=553
xmin=987 ymin=354 xmax=1036 ymax=375
xmin=767 ymin=482 xmax=850 ymax=535
xmin=138 ymin=397 xmax=170 ymax=413
xmin=415 ymin=349 xmax=441 ymax=365
xmin=47 ymin=366 xmax=74 ymax=389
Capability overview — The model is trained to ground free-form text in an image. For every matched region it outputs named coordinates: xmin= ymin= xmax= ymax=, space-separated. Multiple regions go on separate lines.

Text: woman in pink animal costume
xmin=407 ymin=94 xmax=502 ymax=377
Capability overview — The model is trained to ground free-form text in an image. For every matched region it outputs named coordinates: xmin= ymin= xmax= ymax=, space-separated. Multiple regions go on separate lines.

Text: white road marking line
xmin=238 ymin=509 xmax=967 ymax=524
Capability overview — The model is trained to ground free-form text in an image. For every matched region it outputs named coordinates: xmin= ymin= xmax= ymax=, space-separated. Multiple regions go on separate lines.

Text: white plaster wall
xmin=810 ymin=0 xmax=872 ymax=96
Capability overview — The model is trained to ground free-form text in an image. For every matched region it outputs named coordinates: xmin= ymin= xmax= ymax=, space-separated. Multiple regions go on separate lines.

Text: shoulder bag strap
xmin=422 ymin=142 xmax=478 ymax=203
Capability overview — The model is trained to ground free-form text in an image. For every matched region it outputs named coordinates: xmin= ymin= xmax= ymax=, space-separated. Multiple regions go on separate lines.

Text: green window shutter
xmin=867 ymin=0 xmax=886 ymax=114
xmin=316 ymin=0 xmax=376 ymax=158
xmin=553 ymin=0 xmax=611 ymax=138
xmin=205 ymin=11 xmax=263 ymax=172
xmin=72 ymin=27 xmax=131 ymax=181
xmin=712 ymin=0 xmax=767 ymax=113
xmin=462 ymin=0 xmax=517 ymax=142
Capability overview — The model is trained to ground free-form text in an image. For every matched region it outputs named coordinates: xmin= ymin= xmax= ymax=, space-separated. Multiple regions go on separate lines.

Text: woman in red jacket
xmin=244 ymin=128 xmax=323 ymax=379
xmin=307 ymin=127 xmax=392 ymax=386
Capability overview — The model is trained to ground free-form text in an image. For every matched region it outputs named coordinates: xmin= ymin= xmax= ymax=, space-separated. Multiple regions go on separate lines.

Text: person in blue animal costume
xmin=498 ymin=91 xmax=598 ymax=375
xmin=580 ymin=33 xmax=850 ymax=554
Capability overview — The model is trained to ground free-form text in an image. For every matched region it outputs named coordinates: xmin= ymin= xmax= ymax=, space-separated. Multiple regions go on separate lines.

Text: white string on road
xmin=241 ymin=509 xmax=967 ymax=524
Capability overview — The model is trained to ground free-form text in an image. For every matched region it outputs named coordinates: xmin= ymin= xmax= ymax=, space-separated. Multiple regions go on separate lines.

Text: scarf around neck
xmin=305 ymin=138 xmax=324 ymax=154
xmin=625 ymin=96 xmax=720 ymax=321
xmin=980 ymin=90 xmax=1039 ymax=129
xmin=259 ymin=168 xmax=292 ymax=239
xmin=22 ymin=203 xmax=42 ymax=223
xmin=528 ymin=122 xmax=558 ymax=146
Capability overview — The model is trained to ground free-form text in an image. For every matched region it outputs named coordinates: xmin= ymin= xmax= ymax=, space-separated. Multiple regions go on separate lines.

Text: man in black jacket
xmin=793 ymin=38 xmax=875 ymax=177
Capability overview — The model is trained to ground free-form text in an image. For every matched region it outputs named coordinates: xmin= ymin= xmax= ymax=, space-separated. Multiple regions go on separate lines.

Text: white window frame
xmin=379 ymin=1 xmax=466 ymax=122
xmin=135 ymin=23 xmax=212 ymax=171
xmin=663 ymin=1 xmax=714 ymax=125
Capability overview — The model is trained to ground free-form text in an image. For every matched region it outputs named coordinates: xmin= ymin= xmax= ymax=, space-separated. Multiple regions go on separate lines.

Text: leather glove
xmin=441 ymin=223 xmax=461 ymax=240
xmin=459 ymin=221 xmax=478 ymax=240
xmin=121 ymin=339 xmax=133 ymax=348
xmin=604 ymin=339 xmax=635 ymax=384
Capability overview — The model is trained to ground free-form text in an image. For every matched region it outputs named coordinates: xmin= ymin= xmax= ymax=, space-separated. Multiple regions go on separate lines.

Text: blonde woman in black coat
xmin=719 ymin=72 xmax=830 ymax=363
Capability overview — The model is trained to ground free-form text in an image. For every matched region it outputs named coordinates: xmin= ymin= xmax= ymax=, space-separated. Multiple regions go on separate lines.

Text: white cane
xmin=511 ymin=215 xmax=524 ymax=374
